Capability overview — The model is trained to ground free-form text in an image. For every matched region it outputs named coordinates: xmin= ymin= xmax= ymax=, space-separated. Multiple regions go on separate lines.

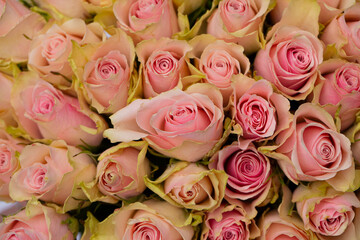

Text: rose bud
xmin=209 ymin=142 xmax=273 ymax=218
xmin=0 ymin=129 xmax=26 ymax=201
xmin=232 ymin=77 xmax=291 ymax=148
xmin=207 ymin=0 xmax=271 ymax=54
xmin=293 ymin=183 xmax=360 ymax=239
xmin=312 ymin=59 xmax=360 ymax=130
xmin=74 ymin=29 xmax=135 ymax=114
xmin=264 ymin=103 xmax=354 ymax=192
xmin=321 ymin=2 xmax=360 ymax=63
xmin=28 ymin=18 xmax=103 ymax=87
xmin=96 ymin=141 xmax=150 ymax=200
xmin=254 ymin=26 xmax=323 ymax=100
xmin=201 ymin=204 xmax=260 ymax=240
xmin=9 ymin=140 xmax=96 ymax=212
xmin=82 ymin=199 xmax=194 ymax=240
xmin=11 ymin=72 xmax=105 ymax=146
xmin=113 ymin=0 xmax=179 ymax=44
xmin=136 ymin=38 xmax=192 ymax=98
xmin=189 ymin=35 xmax=250 ymax=107
xmin=0 ymin=200 xmax=74 ymax=240
xmin=145 ymin=162 xmax=227 ymax=211
xmin=104 ymin=83 xmax=224 ymax=162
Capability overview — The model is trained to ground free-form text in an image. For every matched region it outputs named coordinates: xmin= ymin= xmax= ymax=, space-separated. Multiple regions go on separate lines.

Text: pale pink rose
xmin=150 ymin=162 xmax=227 ymax=211
xmin=11 ymin=72 xmax=104 ymax=146
xmin=28 ymin=18 xmax=103 ymax=87
xmin=254 ymin=26 xmax=323 ymax=100
xmin=232 ymin=78 xmax=291 ymax=147
xmin=207 ymin=0 xmax=271 ymax=54
xmin=97 ymin=143 xmax=150 ymax=200
xmin=272 ymin=103 xmax=354 ymax=192
xmin=82 ymin=29 xmax=135 ymax=113
xmin=0 ymin=202 xmax=74 ymax=240
xmin=136 ymin=38 xmax=192 ymax=98
xmin=9 ymin=140 xmax=96 ymax=210
xmin=294 ymin=185 xmax=360 ymax=239
xmin=0 ymin=0 xmax=30 ymax=36
xmin=209 ymin=142 xmax=272 ymax=211
xmin=90 ymin=200 xmax=194 ymax=240
xmin=113 ymin=0 xmax=179 ymax=44
xmin=0 ymin=73 xmax=16 ymax=126
xmin=258 ymin=210 xmax=314 ymax=240
xmin=0 ymin=129 xmax=25 ymax=201
xmin=105 ymin=84 xmax=224 ymax=162
xmin=201 ymin=204 xmax=259 ymax=240
xmin=321 ymin=3 xmax=360 ymax=62
xmin=313 ymin=59 xmax=360 ymax=130
xmin=189 ymin=35 xmax=250 ymax=107
xmin=35 ymin=0 xmax=88 ymax=18
xmin=352 ymin=131 xmax=360 ymax=164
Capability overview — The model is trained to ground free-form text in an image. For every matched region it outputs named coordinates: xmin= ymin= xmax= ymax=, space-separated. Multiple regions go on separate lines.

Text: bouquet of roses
xmin=1 ymin=0 xmax=360 ymax=239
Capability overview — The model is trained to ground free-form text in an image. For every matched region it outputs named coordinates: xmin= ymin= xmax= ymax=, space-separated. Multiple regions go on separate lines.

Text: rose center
xmin=336 ymin=64 xmax=360 ymax=93
xmin=132 ymin=221 xmax=162 ymax=240
xmin=42 ymin=33 xmax=67 ymax=61
xmin=0 ymin=144 xmax=11 ymax=173
xmin=226 ymin=0 xmax=247 ymax=15
xmin=97 ymin=59 xmax=120 ymax=80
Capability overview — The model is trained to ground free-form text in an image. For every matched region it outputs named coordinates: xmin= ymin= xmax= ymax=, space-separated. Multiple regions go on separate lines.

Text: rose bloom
xmin=97 ymin=142 xmax=151 ymax=200
xmin=207 ymin=0 xmax=271 ymax=54
xmin=84 ymin=200 xmax=194 ymax=240
xmin=312 ymin=59 xmax=360 ymax=130
xmin=105 ymin=83 xmax=224 ymax=162
xmin=82 ymin=29 xmax=135 ymax=114
xmin=28 ymin=18 xmax=103 ymax=87
xmin=113 ymin=0 xmax=179 ymax=44
xmin=270 ymin=103 xmax=354 ymax=192
xmin=136 ymin=38 xmax=192 ymax=98
xmin=145 ymin=162 xmax=227 ymax=211
xmin=232 ymin=77 xmax=291 ymax=148
xmin=0 ymin=201 xmax=74 ymax=240
xmin=294 ymin=184 xmax=360 ymax=239
xmin=11 ymin=72 xmax=104 ymax=146
xmin=321 ymin=3 xmax=360 ymax=62
xmin=0 ymin=129 xmax=25 ymax=201
xmin=209 ymin=142 xmax=272 ymax=215
xmin=9 ymin=140 xmax=96 ymax=211
xmin=254 ymin=26 xmax=323 ymax=100
xmin=201 ymin=204 xmax=259 ymax=240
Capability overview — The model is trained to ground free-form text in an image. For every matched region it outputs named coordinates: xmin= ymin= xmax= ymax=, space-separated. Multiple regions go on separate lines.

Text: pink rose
xmin=136 ymin=38 xmax=192 ymax=98
xmin=254 ymin=26 xmax=323 ymax=100
xmin=113 ymin=0 xmax=179 ymax=44
xmin=86 ymin=200 xmax=194 ymax=240
xmin=294 ymin=184 xmax=360 ymax=239
xmin=9 ymin=140 xmax=96 ymax=211
xmin=209 ymin=142 xmax=272 ymax=216
xmin=321 ymin=3 xmax=360 ymax=62
xmin=207 ymin=0 xmax=271 ymax=54
xmin=269 ymin=103 xmax=354 ymax=191
xmin=11 ymin=72 xmax=104 ymax=146
xmin=28 ymin=19 xmax=103 ymax=87
xmin=105 ymin=84 xmax=224 ymax=162
xmin=0 ymin=129 xmax=25 ymax=201
xmin=312 ymin=59 xmax=360 ymax=130
xmin=97 ymin=142 xmax=151 ymax=200
xmin=0 ymin=0 xmax=30 ymax=36
xmin=81 ymin=29 xmax=135 ymax=113
xmin=0 ymin=201 xmax=74 ymax=240
xmin=232 ymin=78 xmax=291 ymax=148
xmin=145 ymin=162 xmax=227 ymax=211
xmin=201 ymin=204 xmax=259 ymax=240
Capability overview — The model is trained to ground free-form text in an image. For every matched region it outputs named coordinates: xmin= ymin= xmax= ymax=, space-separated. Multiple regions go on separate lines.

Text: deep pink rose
xmin=11 ymin=72 xmax=104 ymax=146
xmin=105 ymin=84 xmax=224 ymax=162
xmin=321 ymin=3 xmax=360 ymax=62
xmin=0 ymin=202 xmax=74 ymax=240
xmin=254 ymin=26 xmax=323 ymax=100
xmin=136 ymin=38 xmax=192 ymax=98
xmin=313 ymin=59 xmax=360 ymax=130
xmin=113 ymin=0 xmax=179 ymax=44
xmin=271 ymin=103 xmax=354 ymax=191
xmin=232 ymin=78 xmax=291 ymax=148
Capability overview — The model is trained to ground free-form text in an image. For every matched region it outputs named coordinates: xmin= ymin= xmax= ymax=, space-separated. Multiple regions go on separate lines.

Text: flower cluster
xmin=1 ymin=0 xmax=360 ymax=239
